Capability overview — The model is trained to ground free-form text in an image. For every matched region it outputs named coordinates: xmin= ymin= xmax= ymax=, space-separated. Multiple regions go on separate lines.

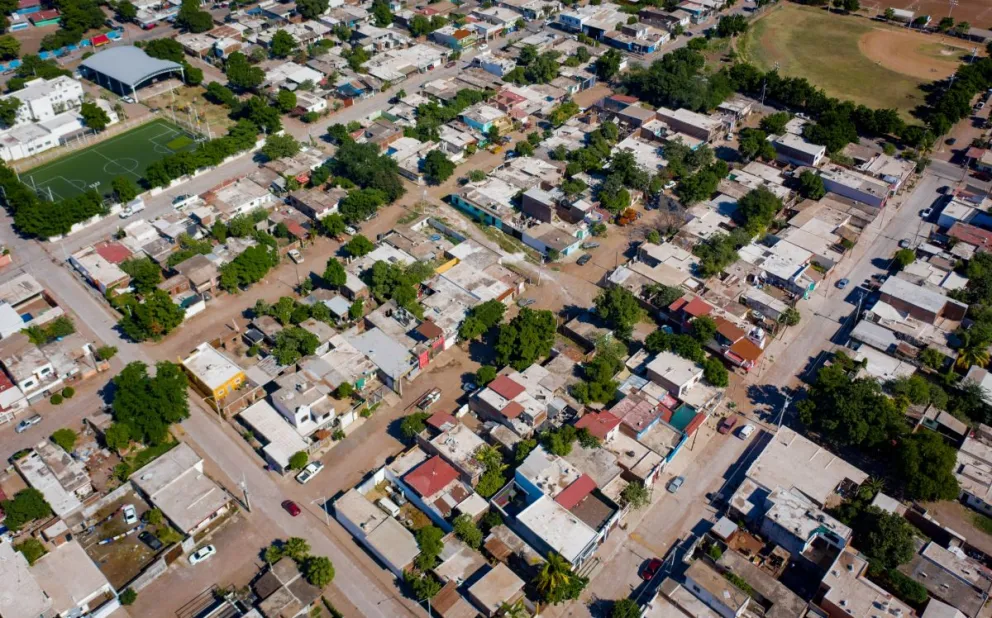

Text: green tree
xmin=423 ymin=150 xmax=456 ymax=184
xmin=595 ymin=48 xmax=623 ymax=81
xmin=620 ymin=481 xmax=650 ymax=510
xmin=119 ymin=589 xmax=137 ymax=606
xmin=404 ymin=570 xmax=442 ymax=600
xmin=738 ymin=128 xmax=775 ymax=161
xmin=533 ymin=552 xmax=588 ymax=605
xmin=264 ymin=544 xmax=283 ymax=563
xmin=0 ymin=97 xmax=20 ymax=127
xmin=349 ymin=299 xmax=364 ymax=320
xmin=276 ymin=89 xmax=298 ymax=113
xmin=104 ymin=422 xmax=131 ymax=451
xmin=271 ymin=29 xmax=297 ymax=58
xmin=96 ymin=345 xmax=118 ymax=361
xmin=495 ymin=308 xmax=557 ymax=370
xmin=798 ymin=170 xmax=826 ymax=200
xmin=779 ymin=307 xmax=801 ymax=327
xmin=372 ymin=0 xmax=393 ymax=25
xmin=883 ymin=7 xmax=895 ymax=19
xmin=273 ymin=327 xmax=319 ymax=364
xmin=344 ymin=234 xmax=375 ymax=257
xmin=120 ymin=257 xmax=163 ymax=295
xmin=304 ymin=556 xmax=335 ymax=588
xmin=14 ymin=538 xmax=46 ymax=565
xmin=323 ymin=258 xmax=346 ymax=288
xmin=111 ymin=175 xmax=139 ymax=204
xmin=51 ymin=428 xmax=77 ymax=452
xmin=225 ymin=52 xmax=265 ymax=91
xmin=117 ymin=290 xmax=186 ymax=341
xmin=414 ymin=525 xmax=445 ymax=570
xmin=893 ymin=248 xmax=915 ymax=270
xmin=288 ymin=451 xmax=309 ymax=470
xmin=920 ymin=347 xmax=944 ymax=370
xmin=759 ymin=112 xmax=790 ymax=135
xmin=176 ymin=0 xmax=213 ymax=32
xmin=595 ymin=287 xmax=644 ymax=340
xmin=702 ymin=357 xmax=729 ymax=387
xmin=262 ymin=133 xmax=301 ymax=161
xmin=111 ymin=361 xmax=189 ymax=445
xmin=1 ymin=488 xmax=53 ymax=530
xmin=0 ymin=35 xmax=19 ymax=61
xmin=400 ymin=411 xmax=432 ymax=440
xmin=476 ymin=365 xmax=497 ymax=386
xmin=80 ymin=101 xmax=110 ymax=131
xmin=452 ymin=514 xmax=483 ymax=549
xmin=897 ymin=431 xmax=961 ymax=500
xmin=297 ymin=0 xmax=328 ymax=20
xmin=689 ymin=315 xmax=717 ymax=343
xmin=321 ymin=213 xmax=346 ymax=238
xmin=611 ymin=599 xmax=642 ymax=618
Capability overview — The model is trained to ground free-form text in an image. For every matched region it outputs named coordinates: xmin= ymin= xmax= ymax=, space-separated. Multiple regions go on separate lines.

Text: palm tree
xmin=499 ymin=599 xmax=530 ymax=618
xmin=956 ymin=332 xmax=991 ymax=369
xmin=534 ymin=552 xmax=573 ymax=599
xmin=859 ymin=476 xmax=884 ymax=500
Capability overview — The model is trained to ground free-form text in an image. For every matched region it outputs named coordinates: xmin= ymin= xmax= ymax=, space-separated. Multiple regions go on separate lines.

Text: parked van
xmin=377 ymin=497 xmax=401 ymax=517
xmin=119 ymin=198 xmax=145 ymax=219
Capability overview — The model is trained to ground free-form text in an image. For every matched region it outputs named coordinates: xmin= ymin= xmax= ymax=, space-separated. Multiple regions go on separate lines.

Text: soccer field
xmin=21 ymin=118 xmax=199 ymax=201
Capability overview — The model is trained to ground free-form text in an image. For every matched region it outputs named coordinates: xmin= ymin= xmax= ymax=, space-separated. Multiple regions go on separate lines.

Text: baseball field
xmin=739 ymin=4 xmax=977 ymax=118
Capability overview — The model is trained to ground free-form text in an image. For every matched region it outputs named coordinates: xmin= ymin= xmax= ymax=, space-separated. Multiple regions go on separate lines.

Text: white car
xmin=295 ymin=461 xmax=325 ymax=484
xmin=122 ymin=504 xmax=138 ymax=526
xmin=188 ymin=545 xmax=216 ymax=565
xmin=345 ymin=226 xmax=358 ymax=235
xmin=738 ymin=424 xmax=756 ymax=440
xmin=663 ymin=180 xmax=677 ymax=190
xmin=478 ymin=43 xmax=489 ymax=51
xmin=288 ymin=249 xmax=304 ymax=264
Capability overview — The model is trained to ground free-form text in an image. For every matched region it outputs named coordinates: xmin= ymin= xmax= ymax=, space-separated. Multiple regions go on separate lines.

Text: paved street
xmin=0 ymin=221 xmax=423 ymax=617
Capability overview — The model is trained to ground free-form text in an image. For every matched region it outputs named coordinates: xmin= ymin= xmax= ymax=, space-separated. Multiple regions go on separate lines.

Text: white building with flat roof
xmin=1 ymin=76 xmax=84 ymax=126
xmin=514 ymin=495 xmax=599 ymax=566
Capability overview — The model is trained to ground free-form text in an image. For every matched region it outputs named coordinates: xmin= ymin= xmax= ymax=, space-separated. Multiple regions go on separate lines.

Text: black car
xmin=138 ymin=531 xmax=164 ymax=551
xmin=577 ymin=254 xmax=592 ymax=266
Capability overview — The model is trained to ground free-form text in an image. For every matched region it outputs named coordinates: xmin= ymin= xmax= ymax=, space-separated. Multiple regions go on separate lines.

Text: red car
xmin=641 ymin=558 xmax=663 ymax=581
xmin=718 ymin=415 xmax=739 ymax=435
xmin=282 ymin=500 xmax=301 ymax=517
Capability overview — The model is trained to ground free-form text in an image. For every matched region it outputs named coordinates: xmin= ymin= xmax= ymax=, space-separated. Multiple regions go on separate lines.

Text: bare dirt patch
xmin=859 ymin=28 xmax=974 ymax=81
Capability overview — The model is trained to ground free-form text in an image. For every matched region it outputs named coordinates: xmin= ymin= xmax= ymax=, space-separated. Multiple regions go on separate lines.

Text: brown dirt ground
xmin=866 ymin=0 xmax=992 ymax=28
xmin=859 ymin=28 xmax=977 ymax=81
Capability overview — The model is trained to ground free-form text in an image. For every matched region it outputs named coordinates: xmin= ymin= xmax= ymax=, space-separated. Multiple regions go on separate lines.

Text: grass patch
xmin=973 ymin=512 xmax=992 ymax=535
xmin=738 ymin=4 xmax=932 ymax=118
xmin=127 ymin=440 xmax=179 ymax=472
xmin=166 ymin=135 xmax=194 ymax=151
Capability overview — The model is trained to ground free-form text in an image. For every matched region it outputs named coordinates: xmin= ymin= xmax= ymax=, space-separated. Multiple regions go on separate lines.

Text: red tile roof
xmin=681 ymin=297 xmax=714 ymax=318
xmin=426 ymin=410 xmax=458 ymax=431
xmin=729 ymin=338 xmax=764 ymax=363
xmin=17 ymin=0 xmax=40 ymax=8
xmin=31 ymin=9 xmax=58 ymax=20
xmin=416 ymin=320 xmax=444 ymax=340
xmin=949 ymin=222 xmax=992 ymax=251
xmin=609 ymin=94 xmax=639 ymax=104
xmin=555 ymin=474 xmax=596 ymax=510
xmin=684 ymin=412 xmax=706 ymax=436
xmin=574 ymin=411 xmax=621 ymax=440
xmin=488 ymin=375 xmax=525 ymax=400
xmin=94 ymin=241 xmax=133 ymax=264
xmin=501 ymin=400 xmax=524 ymax=419
xmin=715 ymin=317 xmax=745 ymax=342
xmin=404 ymin=455 xmax=459 ymax=498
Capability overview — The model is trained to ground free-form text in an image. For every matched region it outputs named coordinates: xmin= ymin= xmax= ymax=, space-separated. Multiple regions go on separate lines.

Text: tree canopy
xmin=111 ymin=361 xmax=189 ymax=446
xmin=495 ymin=308 xmax=557 ymax=370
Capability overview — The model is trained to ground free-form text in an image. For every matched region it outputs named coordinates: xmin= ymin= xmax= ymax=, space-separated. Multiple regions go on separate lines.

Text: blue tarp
xmin=80 ymin=39 xmax=91 ymax=47
xmin=8 ymin=60 xmax=21 ymax=68
xmin=38 ymin=51 xmax=52 ymax=59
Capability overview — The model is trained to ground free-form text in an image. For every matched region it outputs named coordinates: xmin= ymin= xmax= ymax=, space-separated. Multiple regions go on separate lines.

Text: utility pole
xmin=240 ymin=473 xmax=251 ymax=512
xmin=776 ymin=390 xmax=792 ymax=428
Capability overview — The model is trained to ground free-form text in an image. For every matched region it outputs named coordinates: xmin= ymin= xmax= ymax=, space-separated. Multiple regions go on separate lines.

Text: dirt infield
xmin=859 ymin=28 xmax=974 ymax=80
xmin=866 ymin=0 xmax=992 ymax=28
